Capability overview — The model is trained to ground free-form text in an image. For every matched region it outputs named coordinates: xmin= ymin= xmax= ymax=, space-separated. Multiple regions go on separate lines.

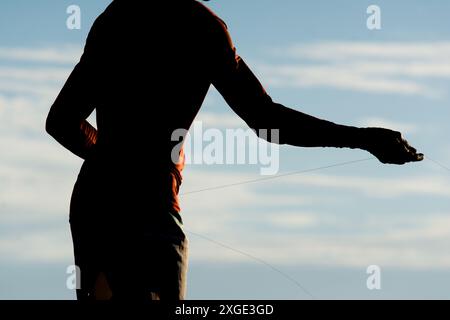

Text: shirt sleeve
xmin=206 ymin=15 xmax=363 ymax=149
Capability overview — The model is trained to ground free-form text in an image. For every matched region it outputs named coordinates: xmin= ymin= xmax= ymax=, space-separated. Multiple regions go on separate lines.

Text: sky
xmin=1 ymin=0 xmax=450 ymax=299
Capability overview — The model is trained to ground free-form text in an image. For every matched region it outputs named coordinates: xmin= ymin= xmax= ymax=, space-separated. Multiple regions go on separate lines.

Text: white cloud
xmin=0 ymin=229 xmax=73 ymax=263
xmin=266 ymin=212 xmax=320 ymax=229
xmin=259 ymin=41 xmax=450 ymax=98
xmin=0 ymin=94 xmax=48 ymax=132
xmin=0 ymin=67 xmax=71 ymax=83
xmin=284 ymin=42 xmax=450 ymax=62
xmin=260 ymin=64 xmax=437 ymax=96
xmin=0 ymin=79 xmax=59 ymax=98
xmin=0 ymin=46 xmax=81 ymax=64
xmin=280 ymin=173 xmax=450 ymax=198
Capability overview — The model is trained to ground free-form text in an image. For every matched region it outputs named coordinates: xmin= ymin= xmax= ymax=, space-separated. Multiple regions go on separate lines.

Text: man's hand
xmin=362 ymin=127 xmax=424 ymax=165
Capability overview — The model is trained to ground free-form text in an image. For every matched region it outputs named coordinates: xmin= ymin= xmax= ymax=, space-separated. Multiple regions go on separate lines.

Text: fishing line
xmin=180 ymin=157 xmax=375 ymax=196
xmin=185 ymin=228 xmax=316 ymax=300
xmin=427 ymin=156 xmax=450 ymax=173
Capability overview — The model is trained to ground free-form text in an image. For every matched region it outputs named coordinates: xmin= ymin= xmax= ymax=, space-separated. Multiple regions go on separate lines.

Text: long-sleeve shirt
xmin=46 ymin=0 xmax=362 ymax=222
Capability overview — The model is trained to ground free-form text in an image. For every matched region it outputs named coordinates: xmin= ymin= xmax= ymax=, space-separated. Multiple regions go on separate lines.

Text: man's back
xmin=54 ymin=0 xmax=231 ymax=218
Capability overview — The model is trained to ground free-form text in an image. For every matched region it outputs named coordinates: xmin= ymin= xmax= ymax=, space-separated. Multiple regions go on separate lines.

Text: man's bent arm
xmin=46 ymin=58 xmax=98 ymax=160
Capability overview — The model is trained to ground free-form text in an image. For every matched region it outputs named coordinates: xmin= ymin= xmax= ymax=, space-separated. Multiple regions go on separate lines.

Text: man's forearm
xmin=246 ymin=100 xmax=365 ymax=150
xmin=46 ymin=117 xmax=98 ymax=160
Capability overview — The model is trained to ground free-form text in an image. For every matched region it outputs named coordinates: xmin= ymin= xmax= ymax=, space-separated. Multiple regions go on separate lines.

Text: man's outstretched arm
xmin=207 ymin=15 xmax=423 ymax=165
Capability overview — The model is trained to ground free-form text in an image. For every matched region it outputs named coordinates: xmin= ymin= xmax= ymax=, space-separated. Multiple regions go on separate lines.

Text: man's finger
xmin=415 ymin=153 xmax=424 ymax=161
xmin=406 ymin=151 xmax=424 ymax=162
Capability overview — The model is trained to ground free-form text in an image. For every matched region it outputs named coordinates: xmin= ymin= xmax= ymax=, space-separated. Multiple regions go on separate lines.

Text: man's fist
xmin=362 ymin=127 xmax=424 ymax=165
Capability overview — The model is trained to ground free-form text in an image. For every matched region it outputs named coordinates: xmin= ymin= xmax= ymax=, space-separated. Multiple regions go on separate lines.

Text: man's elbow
xmin=45 ymin=113 xmax=56 ymax=137
xmin=45 ymin=110 xmax=64 ymax=139
xmin=245 ymin=116 xmax=283 ymax=144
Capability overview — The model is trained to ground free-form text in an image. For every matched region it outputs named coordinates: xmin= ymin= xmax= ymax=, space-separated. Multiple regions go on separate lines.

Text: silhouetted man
xmin=46 ymin=0 xmax=423 ymax=300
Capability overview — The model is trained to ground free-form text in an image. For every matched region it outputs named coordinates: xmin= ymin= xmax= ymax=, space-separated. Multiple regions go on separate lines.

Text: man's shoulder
xmin=190 ymin=0 xmax=229 ymax=30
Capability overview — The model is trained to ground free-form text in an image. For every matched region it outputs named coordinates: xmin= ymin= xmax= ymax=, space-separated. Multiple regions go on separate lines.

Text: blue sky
xmin=1 ymin=0 xmax=450 ymax=299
